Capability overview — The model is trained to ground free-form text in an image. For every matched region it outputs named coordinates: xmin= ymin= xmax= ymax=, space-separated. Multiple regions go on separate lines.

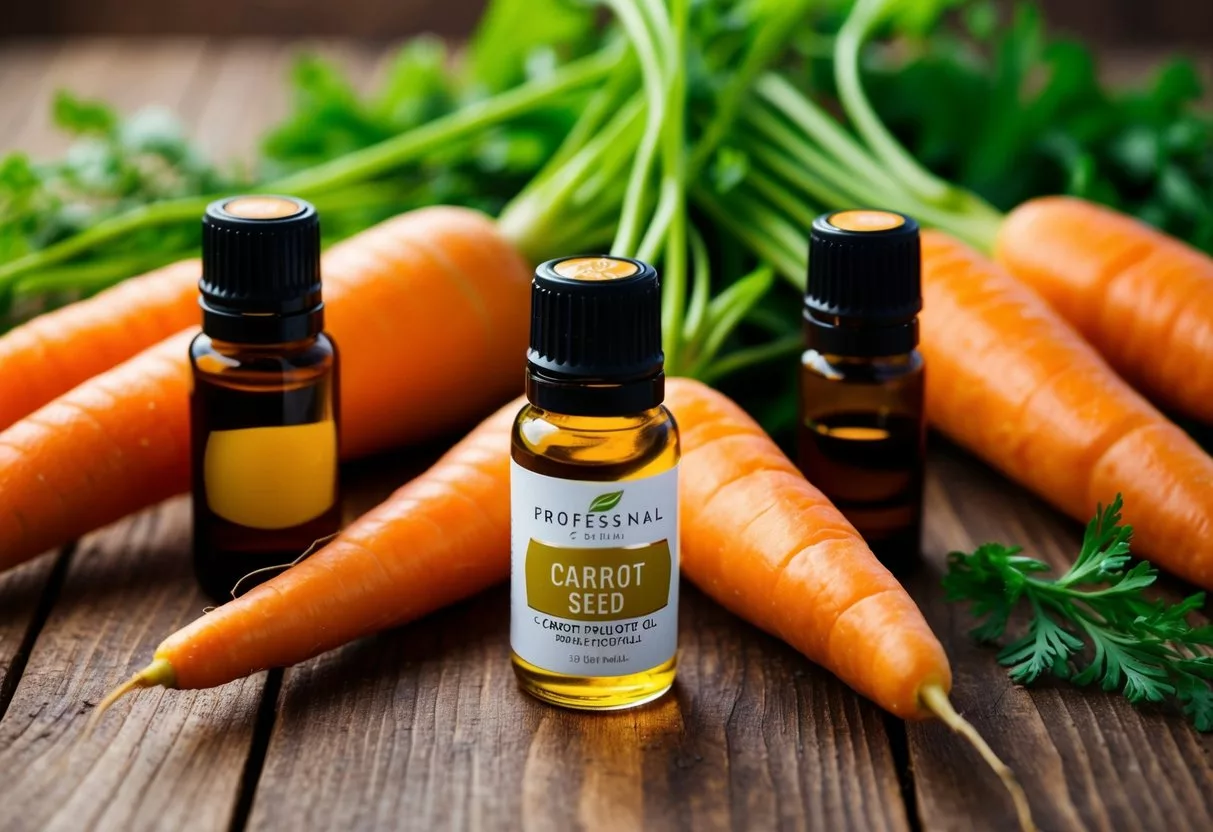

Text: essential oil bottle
xmin=190 ymin=195 xmax=341 ymax=601
xmin=511 ymin=255 xmax=680 ymax=710
xmin=797 ymin=210 xmax=926 ymax=568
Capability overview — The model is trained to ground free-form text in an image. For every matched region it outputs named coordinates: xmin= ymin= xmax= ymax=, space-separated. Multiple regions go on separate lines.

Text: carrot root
xmin=87 ymin=657 xmax=176 ymax=734
xmin=919 ymin=684 xmax=1036 ymax=832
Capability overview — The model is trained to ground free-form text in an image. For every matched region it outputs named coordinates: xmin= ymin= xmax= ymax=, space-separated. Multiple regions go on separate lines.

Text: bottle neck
xmin=204 ymin=334 xmax=322 ymax=355
xmin=803 ymin=310 xmax=918 ymax=357
xmin=525 ymin=366 xmax=665 ymax=417
xmin=201 ymin=297 xmax=324 ymax=344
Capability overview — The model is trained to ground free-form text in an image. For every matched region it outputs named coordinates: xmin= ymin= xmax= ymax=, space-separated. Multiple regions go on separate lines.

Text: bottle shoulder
xmin=191 ymin=332 xmax=337 ymax=374
xmin=801 ymin=349 xmax=923 ymax=383
xmin=511 ymin=403 xmax=680 ymax=480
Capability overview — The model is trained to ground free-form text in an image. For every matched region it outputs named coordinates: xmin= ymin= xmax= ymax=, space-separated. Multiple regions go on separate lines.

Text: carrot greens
xmin=945 ymin=496 xmax=1213 ymax=731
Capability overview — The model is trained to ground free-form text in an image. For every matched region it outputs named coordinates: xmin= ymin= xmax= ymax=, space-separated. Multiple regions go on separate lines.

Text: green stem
xmin=0 ymin=49 xmax=616 ymax=289
xmin=542 ymin=54 xmax=639 ymax=177
xmin=11 ymin=254 xmax=183 ymax=298
xmin=729 ymin=190 xmax=808 ymax=270
xmin=745 ymin=166 xmax=822 ymax=232
xmin=649 ymin=0 xmax=689 ymax=370
xmin=755 ymin=73 xmax=899 ymax=200
xmin=744 ymin=112 xmax=1004 ymax=252
xmin=689 ymin=265 xmax=775 ymax=376
xmin=833 ymin=0 xmax=1004 ymax=240
xmin=743 ymin=107 xmax=885 ymax=208
xmin=498 ymin=96 xmax=644 ymax=261
xmin=606 ymin=0 xmax=669 ymax=257
xmin=271 ymin=48 xmax=617 ymax=196
xmin=702 ymin=333 xmax=802 ymax=383
xmin=642 ymin=1 xmax=813 ymax=263
xmin=681 ymin=225 xmax=710 ymax=346
xmin=834 ymin=0 xmax=951 ymax=204
xmin=688 ymin=0 xmax=813 ymax=175
xmin=0 ymin=198 xmax=206 ymax=289
xmin=692 ymin=186 xmax=805 ymax=283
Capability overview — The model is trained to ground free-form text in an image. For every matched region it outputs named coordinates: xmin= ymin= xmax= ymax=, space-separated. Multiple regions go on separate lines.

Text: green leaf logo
xmin=588 ymin=491 xmax=623 ymax=513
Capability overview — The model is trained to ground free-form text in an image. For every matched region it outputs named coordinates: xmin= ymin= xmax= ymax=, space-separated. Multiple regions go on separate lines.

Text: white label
xmin=510 ymin=461 xmax=679 ymax=677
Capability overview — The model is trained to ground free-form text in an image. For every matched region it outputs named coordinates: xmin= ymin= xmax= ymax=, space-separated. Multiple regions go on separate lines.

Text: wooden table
xmin=1 ymin=40 xmax=1212 ymax=832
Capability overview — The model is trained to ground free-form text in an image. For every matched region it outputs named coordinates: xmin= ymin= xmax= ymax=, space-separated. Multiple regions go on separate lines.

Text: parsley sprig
xmin=944 ymin=495 xmax=1213 ymax=730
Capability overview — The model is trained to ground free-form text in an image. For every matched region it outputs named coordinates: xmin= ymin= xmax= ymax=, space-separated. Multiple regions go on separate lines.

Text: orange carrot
xmin=922 ymin=229 xmax=1213 ymax=588
xmin=995 ymin=196 xmax=1213 ymax=424
xmin=96 ymin=396 xmax=518 ymax=694
xmin=668 ymin=378 xmax=1032 ymax=827
xmin=0 ymin=331 xmax=194 ymax=564
xmin=668 ymin=379 xmax=948 ymax=718
xmin=0 ymin=205 xmax=531 ymax=572
xmin=0 ymin=259 xmax=199 ymax=432
xmin=95 ymin=378 xmax=1031 ymax=829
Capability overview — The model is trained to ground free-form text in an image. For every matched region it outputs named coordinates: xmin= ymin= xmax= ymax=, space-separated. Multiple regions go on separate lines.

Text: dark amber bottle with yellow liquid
xmin=511 ymin=256 xmax=680 ymax=710
xmin=798 ymin=210 xmax=926 ymax=568
xmin=190 ymin=196 xmax=340 ymax=601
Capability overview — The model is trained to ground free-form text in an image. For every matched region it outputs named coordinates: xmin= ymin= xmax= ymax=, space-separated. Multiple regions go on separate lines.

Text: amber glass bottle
xmin=511 ymin=256 xmax=680 ymax=710
xmin=190 ymin=195 xmax=340 ymax=601
xmin=797 ymin=210 xmax=925 ymax=568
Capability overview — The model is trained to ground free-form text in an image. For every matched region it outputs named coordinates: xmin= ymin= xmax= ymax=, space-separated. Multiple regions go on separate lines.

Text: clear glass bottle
xmin=190 ymin=196 xmax=341 ymax=601
xmin=511 ymin=256 xmax=680 ymax=710
xmin=797 ymin=210 xmax=926 ymax=569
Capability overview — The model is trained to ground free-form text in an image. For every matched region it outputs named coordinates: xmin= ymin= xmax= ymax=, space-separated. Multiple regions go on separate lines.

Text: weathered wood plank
xmin=909 ymin=442 xmax=1213 ymax=832
xmin=0 ymin=554 xmax=63 ymax=720
xmin=190 ymin=38 xmax=386 ymax=162
xmin=0 ymin=499 xmax=267 ymax=832
xmin=247 ymin=582 xmax=910 ymax=832
xmin=4 ymin=38 xmax=210 ymax=158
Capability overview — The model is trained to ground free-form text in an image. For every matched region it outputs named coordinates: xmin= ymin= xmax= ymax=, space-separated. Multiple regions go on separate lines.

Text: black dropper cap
xmin=804 ymin=210 xmax=921 ymax=357
xmin=200 ymin=195 xmax=323 ymax=343
xmin=526 ymin=255 xmax=664 ymax=416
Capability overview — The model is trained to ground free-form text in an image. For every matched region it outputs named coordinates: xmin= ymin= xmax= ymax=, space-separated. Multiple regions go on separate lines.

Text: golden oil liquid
xmin=511 ymin=405 xmax=680 ymax=710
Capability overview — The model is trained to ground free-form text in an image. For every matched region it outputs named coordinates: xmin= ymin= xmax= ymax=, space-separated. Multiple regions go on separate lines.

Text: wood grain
xmin=0 ymin=499 xmax=267 ymax=832
xmin=247 ymin=584 xmax=911 ymax=832
xmin=0 ymin=554 xmax=63 ymax=722
xmin=909 ymin=441 xmax=1213 ymax=832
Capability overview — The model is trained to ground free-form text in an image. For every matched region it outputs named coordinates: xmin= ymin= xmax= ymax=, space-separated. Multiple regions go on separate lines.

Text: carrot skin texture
xmin=0 ymin=207 xmax=531 ymax=573
xmin=996 ymin=196 xmax=1213 ymax=423
xmin=667 ymin=378 xmax=950 ymax=719
xmin=0 ymin=260 xmax=199 ymax=432
xmin=321 ymin=206 xmax=531 ymax=458
xmin=0 ymin=331 xmax=193 ymax=567
xmin=922 ymin=230 xmax=1213 ymax=587
xmin=157 ymin=397 xmax=520 ymax=689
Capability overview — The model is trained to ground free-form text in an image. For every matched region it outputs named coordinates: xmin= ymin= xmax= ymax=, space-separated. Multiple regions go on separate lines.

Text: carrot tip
xmin=919 ymin=684 xmax=1037 ymax=832
xmin=85 ymin=657 xmax=177 ymax=736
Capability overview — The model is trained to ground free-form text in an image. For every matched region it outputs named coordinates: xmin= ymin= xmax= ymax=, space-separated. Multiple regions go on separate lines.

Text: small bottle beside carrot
xmin=797 ymin=210 xmax=927 ymax=568
xmin=190 ymin=195 xmax=342 ymax=601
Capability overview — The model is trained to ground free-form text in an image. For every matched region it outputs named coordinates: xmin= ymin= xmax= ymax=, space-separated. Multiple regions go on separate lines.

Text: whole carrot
xmin=922 ymin=230 xmax=1213 ymax=588
xmin=668 ymin=379 xmax=1033 ymax=829
xmin=95 ymin=378 xmax=1033 ymax=830
xmin=995 ymin=197 xmax=1213 ymax=424
xmin=0 ymin=205 xmax=531 ymax=572
xmin=0 ymin=259 xmax=199 ymax=432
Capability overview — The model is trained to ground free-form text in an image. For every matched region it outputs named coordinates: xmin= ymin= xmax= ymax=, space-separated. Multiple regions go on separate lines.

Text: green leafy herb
xmin=944 ymin=496 xmax=1213 ymax=730
xmin=862 ymin=3 xmax=1213 ymax=252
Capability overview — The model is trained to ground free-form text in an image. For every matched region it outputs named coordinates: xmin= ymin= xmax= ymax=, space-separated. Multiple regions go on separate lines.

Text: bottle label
xmin=204 ymin=420 xmax=338 ymax=530
xmin=510 ymin=461 xmax=679 ymax=677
